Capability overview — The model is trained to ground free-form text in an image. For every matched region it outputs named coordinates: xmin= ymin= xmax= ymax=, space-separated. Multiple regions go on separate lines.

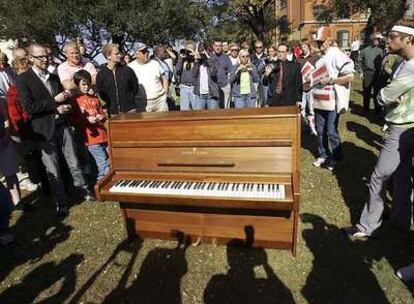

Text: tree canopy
xmin=0 ymin=0 xmax=208 ymax=59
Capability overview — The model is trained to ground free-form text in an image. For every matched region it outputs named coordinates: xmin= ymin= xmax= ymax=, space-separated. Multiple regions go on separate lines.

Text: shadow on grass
xmin=349 ymin=100 xmax=385 ymax=126
xmin=204 ymin=228 xmax=294 ymax=304
xmin=333 ymin=141 xmax=378 ymax=224
xmin=301 ymin=213 xmax=414 ymax=303
xmin=346 ymin=121 xmax=383 ymax=151
xmin=0 ymin=254 xmax=82 ymax=304
xmin=301 ymin=213 xmax=390 ymax=303
xmin=0 ymin=196 xmax=73 ymax=280
xmin=0 ymin=193 xmax=74 ymax=302
xmin=102 ymin=233 xmax=189 ymax=304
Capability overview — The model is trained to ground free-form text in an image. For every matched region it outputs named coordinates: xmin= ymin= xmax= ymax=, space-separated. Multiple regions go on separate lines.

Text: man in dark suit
xmin=17 ymin=44 xmax=92 ymax=217
xmin=265 ymin=43 xmax=302 ymax=106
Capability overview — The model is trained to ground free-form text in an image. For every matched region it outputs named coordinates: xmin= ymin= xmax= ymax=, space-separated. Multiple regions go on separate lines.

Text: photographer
xmin=229 ymin=50 xmax=260 ymax=108
xmin=176 ymin=41 xmax=197 ymax=110
xmin=191 ymin=43 xmax=220 ymax=110
xmin=264 ymin=43 xmax=302 ymax=107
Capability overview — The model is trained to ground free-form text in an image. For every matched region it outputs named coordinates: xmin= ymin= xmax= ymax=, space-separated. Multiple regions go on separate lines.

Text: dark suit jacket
xmin=266 ymin=60 xmax=302 ymax=106
xmin=16 ymin=69 xmax=63 ymax=141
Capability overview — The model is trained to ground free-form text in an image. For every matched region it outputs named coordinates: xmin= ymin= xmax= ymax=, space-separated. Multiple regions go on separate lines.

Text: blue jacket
xmin=209 ymin=52 xmax=233 ymax=87
xmin=229 ymin=64 xmax=260 ymax=98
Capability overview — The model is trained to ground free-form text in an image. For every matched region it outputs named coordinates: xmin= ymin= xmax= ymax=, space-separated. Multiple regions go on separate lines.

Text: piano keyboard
xmin=109 ymin=180 xmax=285 ymax=199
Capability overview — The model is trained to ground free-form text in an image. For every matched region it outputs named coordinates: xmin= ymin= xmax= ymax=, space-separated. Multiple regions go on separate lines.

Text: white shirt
xmin=351 ymin=40 xmax=361 ymax=52
xmin=199 ymin=65 xmax=209 ymax=95
xmin=128 ymin=60 xmax=165 ymax=100
xmin=230 ymin=56 xmax=238 ymax=67
xmin=32 ymin=67 xmax=53 ymax=95
xmin=316 ymin=47 xmax=355 ymax=78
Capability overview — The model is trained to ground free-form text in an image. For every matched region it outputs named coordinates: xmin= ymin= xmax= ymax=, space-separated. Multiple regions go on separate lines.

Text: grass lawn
xmin=1 ymin=78 xmax=414 ymax=303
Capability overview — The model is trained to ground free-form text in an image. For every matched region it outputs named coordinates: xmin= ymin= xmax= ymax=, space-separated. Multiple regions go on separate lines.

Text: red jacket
xmin=71 ymin=94 xmax=108 ymax=146
xmin=6 ymin=85 xmax=29 ymax=135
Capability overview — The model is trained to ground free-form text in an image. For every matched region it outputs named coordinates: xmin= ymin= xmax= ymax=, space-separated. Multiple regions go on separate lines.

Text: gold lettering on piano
xmin=181 ymin=147 xmax=208 ymax=156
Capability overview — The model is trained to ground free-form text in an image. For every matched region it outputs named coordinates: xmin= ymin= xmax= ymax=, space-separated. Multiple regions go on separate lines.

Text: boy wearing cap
xmin=345 ymin=24 xmax=414 ymax=242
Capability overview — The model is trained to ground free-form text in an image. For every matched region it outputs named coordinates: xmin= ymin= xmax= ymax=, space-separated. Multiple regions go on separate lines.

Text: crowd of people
xmin=0 ymin=21 xmax=413 ymax=283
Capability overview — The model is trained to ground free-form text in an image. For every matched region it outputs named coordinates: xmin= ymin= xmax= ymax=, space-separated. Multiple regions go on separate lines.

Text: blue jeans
xmin=233 ymin=95 xmax=256 ymax=108
xmin=87 ymin=143 xmax=110 ymax=181
xmin=0 ymin=183 xmax=13 ymax=233
xmin=179 ymin=85 xmax=195 ymax=110
xmin=193 ymin=95 xmax=219 ymax=110
xmin=315 ymin=109 xmax=342 ymax=160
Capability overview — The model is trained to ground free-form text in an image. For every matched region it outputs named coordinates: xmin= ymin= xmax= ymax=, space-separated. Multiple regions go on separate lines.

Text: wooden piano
xmin=95 ymin=107 xmax=301 ymax=255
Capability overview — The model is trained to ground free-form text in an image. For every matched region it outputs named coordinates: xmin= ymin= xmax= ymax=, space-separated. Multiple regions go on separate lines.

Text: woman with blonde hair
xmin=229 ymin=49 xmax=260 ymax=108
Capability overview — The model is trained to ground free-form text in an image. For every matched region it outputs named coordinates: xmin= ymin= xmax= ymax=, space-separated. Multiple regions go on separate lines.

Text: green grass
xmin=1 ymin=79 xmax=413 ymax=303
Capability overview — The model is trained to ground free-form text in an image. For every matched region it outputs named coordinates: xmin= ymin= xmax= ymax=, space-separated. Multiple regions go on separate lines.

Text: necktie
xmin=276 ymin=62 xmax=284 ymax=94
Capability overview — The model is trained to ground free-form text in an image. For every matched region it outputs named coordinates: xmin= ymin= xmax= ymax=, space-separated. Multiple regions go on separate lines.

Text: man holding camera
xmin=264 ymin=43 xmax=302 ymax=107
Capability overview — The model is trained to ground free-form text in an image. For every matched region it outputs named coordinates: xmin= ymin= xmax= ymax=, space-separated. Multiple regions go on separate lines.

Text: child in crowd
xmin=72 ymin=70 xmax=109 ymax=182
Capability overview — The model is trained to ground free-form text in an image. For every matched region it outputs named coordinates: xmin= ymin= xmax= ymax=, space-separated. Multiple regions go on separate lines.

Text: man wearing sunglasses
xmin=251 ymin=41 xmax=268 ymax=106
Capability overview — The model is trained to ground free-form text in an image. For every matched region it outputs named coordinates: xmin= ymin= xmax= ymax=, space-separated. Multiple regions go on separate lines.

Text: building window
xmin=280 ymin=0 xmax=287 ymax=9
xmin=337 ymin=30 xmax=350 ymax=49
xmin=312 ymin=4 xmax=327 ymax=17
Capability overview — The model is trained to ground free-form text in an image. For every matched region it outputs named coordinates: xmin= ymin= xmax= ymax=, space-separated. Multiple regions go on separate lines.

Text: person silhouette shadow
xmin=301 ymin=213 xmax=389 ymax=304
xmin=204 ymin=226 xmax=294 ymax=304
xmin=103 ymin=232 xmax=190 ymax=304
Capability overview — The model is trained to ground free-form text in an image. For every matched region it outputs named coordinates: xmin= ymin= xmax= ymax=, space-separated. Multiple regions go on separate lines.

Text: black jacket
xmin=265 ymin=60 xmax=302 ymax=106
xmin=16 ymin=69 xmax=62 ymax=141
xmin=96 ymin=65 xmax=139 ymax=116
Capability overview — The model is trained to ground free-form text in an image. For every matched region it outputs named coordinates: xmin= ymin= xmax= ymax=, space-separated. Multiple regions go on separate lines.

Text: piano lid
xmin=110 ymin=107 xmax=300 ymax=123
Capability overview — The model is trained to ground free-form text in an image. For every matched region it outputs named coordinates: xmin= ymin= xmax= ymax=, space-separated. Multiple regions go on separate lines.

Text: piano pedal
xmin=192 ymin=236 xmax=202 ymax=247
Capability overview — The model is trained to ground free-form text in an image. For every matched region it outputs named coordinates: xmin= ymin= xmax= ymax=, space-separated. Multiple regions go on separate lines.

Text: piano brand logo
xmin=182 ymin=147 xmax=208 ymax=156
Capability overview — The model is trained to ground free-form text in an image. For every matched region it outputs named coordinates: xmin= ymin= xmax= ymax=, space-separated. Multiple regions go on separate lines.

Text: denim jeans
xmin=179 ymin=85 xmax=195 ymax=110
xmin=193 ymin=95 xmax=219 ymax=110
xmin=87 ymin=143 xmax=110 ymax=181
xmin=233 ymin=95 xmax=256 ymax=109
xmin=315 ymin=109 xmax=341 ymax=160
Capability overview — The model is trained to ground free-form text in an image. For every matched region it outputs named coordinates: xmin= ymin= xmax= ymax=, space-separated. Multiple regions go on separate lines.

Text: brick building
xmin=275 ymin=0 xmax=368 ymax=49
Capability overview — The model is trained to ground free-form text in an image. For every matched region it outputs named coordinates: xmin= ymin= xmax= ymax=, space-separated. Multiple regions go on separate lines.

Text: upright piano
xmin=95 ymin=107 xmax=301 ymax=255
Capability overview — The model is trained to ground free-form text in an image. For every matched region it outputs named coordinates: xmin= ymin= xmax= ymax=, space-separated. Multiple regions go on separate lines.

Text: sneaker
xmin=313 ymin=157 xmax=327 ymax=167
xmin=56 ymin=205 xmax=69 ymax=217
xmin=0 ymin=232 xmax=15 ymax=246
xmin=396 ymin=263 xmax=414 ymax=283
xmin=326 ymin=160 xmax=338 ymax=171
xmin=20 ymin=179 xmax=39 ymax=192
xmin=343 ymin=226 xmax=368 ymax=238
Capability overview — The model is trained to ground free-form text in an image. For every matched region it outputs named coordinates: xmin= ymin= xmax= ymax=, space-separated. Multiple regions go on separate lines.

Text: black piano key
xmin=119 ymin=180 xmax=128 ymax=187
xmin=114 ymin=180 xmax=123 ymax=187
xmin=276 ymin=184 xmax=280 ymax=191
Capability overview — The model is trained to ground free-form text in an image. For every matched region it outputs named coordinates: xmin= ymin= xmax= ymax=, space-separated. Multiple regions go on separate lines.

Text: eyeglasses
xmin=32 ymin=55 xmax=48 ymax=60
xmin=231 ymin=49 xmax=239 ymax=52
xmin=255 ymin=46 xmax=263 ymax=49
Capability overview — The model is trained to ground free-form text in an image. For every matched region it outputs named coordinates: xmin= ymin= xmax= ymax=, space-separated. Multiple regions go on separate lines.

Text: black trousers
xmin=362 ymin=70 xmax=381 ymax=112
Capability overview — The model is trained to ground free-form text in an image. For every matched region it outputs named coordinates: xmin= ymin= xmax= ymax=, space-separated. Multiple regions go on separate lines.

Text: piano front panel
xmin=111 ymin=146 xmax=292 ymax=173
xmin=110 ymin=118 xmax=297 ymax=143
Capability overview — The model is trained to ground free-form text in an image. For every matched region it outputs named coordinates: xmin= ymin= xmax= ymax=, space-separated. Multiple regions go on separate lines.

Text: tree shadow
xmin=346 ymin=121 xmax=383 ymax=151
xmin=0 ymin=195 xmax=73 ymax=284
xmin=333 ymin=141 xmax=378 ymax=224
xmin=0 ymin=254 xmax=83 ymax=304
xmin=103 ymin=232 xmax=189 ymax=304
xmin=301 ymin=213 xmax=391 ymax=304
xmin=203 ymin=227 xmax=294 ymax=304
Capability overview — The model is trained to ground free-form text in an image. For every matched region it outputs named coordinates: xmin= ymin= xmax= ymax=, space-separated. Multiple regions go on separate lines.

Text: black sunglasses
xmin=32 ymin=55 xmax=48 ymax=60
